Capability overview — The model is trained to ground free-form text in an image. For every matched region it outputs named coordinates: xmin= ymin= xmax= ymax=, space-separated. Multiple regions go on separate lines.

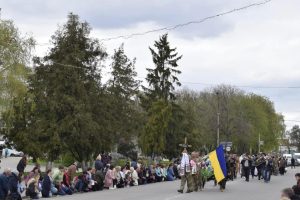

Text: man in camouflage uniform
xmin=177 ymin=149 xmax=193 ymax=193
xmin=192 ymin=151 xmax=206 ymax=191
xmin=196 ymin=152 xmax=205 ymax=191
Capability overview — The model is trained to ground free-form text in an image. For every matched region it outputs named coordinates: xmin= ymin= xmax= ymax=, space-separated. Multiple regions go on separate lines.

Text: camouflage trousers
xmin=191 ymin=172 xmax=203 ymax=191
xmin=179 ymin=172 xmax=193 ymax=191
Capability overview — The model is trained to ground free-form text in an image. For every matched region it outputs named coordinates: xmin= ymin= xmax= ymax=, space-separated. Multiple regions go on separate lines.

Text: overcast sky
xmin=1 ymin=0 xmax=300 ymax=129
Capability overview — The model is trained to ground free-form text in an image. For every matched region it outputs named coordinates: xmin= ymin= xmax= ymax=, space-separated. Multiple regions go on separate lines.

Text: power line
xmin=285 ymin=120 xmax=300 ymax=123
xmin=29 ymin=64 xmax=300 ymax=90
xmin=98 ymin=0 xmax=272 ymax=42
xmin=179 ymin=81 xmax=300 ymax=89
xmin=34 ymin=0 xmax=273 ymax=46
xmin=36 ymin=42 xmax=51 ymax=46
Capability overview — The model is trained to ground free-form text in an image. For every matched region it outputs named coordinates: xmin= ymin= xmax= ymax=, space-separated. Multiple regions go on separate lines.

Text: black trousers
xmin=292 ymin=164 xmax=296 ymax=169
xmin=244 ymin=168 xmax=250 ymax=181
xmin=219 ymin=179 xmax=226 ymax=190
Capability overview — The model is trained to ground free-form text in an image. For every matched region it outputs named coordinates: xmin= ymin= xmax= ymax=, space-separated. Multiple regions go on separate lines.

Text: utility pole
xmin=258 ymin=133 xmax=261 ymax=153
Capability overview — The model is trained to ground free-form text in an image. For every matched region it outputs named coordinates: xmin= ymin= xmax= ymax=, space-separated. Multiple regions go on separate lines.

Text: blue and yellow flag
xmin=208 ymin=145 xmax=227 ymax=183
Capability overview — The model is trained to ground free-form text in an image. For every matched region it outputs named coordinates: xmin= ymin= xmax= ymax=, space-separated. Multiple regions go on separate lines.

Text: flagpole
xmin=216 ymin=91 xmax=220 ymax=147
xmin=258 ymin=133 xmax=261 ymax=153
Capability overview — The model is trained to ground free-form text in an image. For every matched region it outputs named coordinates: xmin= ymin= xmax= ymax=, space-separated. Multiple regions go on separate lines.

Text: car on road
xmin=293 ymin=153 xmax=300 ymax=166
xmin=2 ymin=148 xmax=24 ymax=157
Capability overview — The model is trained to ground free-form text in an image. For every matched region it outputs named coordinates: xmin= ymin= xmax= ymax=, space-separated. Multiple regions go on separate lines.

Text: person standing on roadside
xmin=16 ymin=155 xmax=27 ymax=179
xmin=291 ymin=157 xmax=296 ymax=169
xmin=95 ymin=154 xmax=104 ymax=172
xmin=5 ymin=148 xmax=8 ymax=158
xmin=279 ymin=157 xmax=286 ymax=175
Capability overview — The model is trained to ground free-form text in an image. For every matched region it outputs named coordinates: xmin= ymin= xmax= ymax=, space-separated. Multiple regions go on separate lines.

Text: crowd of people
xmin=238 ymin=153 xmax=289 ymax=183
xmin=0 ymin=150 xmax=298 ymax=199
xmin=0 ymin=154 xmax=183 ymax=199
xmin=175 ymin=150 xmax=294 ymax=194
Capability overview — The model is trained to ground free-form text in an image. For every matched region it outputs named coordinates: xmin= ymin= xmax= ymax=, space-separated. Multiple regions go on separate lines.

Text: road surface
xmin=57 ymin=168 xmax=297 ymax=200
xmin=0 ymin=157 xmax=297 ymax=200
xmin=0 ymin=157 xmax=46 ymax=173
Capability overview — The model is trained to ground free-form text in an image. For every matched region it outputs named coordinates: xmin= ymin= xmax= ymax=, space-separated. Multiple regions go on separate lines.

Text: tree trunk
xmin=46 ymin=161 xmax=53 ymax=171
xmin=89 ymin=160 xmax=94 ymax=168
xmin=81 ymin=161 xmax=87 ymax=172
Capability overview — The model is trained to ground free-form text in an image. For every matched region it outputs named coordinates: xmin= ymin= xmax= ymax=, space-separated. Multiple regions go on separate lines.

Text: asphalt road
xmin=0 ymin=157 xmax=297 ymax=200
xmin=0 ymin=157 xmax=46 ymax=173
xmin=57 ymin=168 xmax=297 ymax=200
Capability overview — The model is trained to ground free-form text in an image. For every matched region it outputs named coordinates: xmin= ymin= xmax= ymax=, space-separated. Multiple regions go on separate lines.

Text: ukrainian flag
xmin=208 ymin=145 xmax=227 ymax=183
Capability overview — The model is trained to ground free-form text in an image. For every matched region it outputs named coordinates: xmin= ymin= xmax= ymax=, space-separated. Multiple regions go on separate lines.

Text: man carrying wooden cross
xmin=177 ymin=138 xmax=193 ymax=193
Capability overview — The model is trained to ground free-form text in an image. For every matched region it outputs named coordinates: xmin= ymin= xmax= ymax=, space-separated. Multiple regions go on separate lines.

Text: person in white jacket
xmin=130 ymin=167 xmax=139 ymax=186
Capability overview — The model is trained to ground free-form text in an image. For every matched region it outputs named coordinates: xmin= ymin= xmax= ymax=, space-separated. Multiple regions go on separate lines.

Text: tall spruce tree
xmin=144 ymin=33 xmax=182 ymax=104
xmin=108 ymin=44 xmax=139 ymax=101
xmin=107 ymin=45 xmax=142 ymax=151
xmin=139 ymin=34 xmax=184 ymax=157
xmin=30 ymin=13 xmax=108 ymax=165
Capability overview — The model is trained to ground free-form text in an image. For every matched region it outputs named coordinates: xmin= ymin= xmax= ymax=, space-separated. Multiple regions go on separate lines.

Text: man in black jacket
xmin=42 ymin=170 xmax=51 ymax=198
xmin=0 ymin=168 xmax=11 ymax=199
xmin=8 ymin=171 xmax=22 ymax=200
xmin=241 ymin=154 xmax=252 ymax=182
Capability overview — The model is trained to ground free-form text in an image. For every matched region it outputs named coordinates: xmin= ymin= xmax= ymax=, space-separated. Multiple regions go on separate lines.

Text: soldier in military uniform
xmin=190 ymin=151 xmax=204 ymax=192
xmin=197 ymin=152 xmax=205 ymax=191
xmin=190 ymin=152 xmax=198 ymax=192
xmin=228 ymin=154 xmax=236 ymax=181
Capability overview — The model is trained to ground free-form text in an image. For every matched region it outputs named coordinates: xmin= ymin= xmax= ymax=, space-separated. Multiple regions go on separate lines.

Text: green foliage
xmin=140 ymin=100 xmax=172 ymax=156
xmin=176 ymin=86 xmax=285 ymax=154
xmin=108 ymin=44 xmax=139 ymax=101
xmin=139 ymin=34 xmax=185 ymax=158
xmin=290 ymin=125 xmax=300 ymax=151
xmin=117 ymin=140 xmax=137 ymax=160
xmin=61 ymin=152 xmax=76 ymax=167
xmin=0 ymin=19 xmax=34 ymax=121
xmin=107 ymin=44 xmax=142 ymax=142
xmin=113 ymin=158 xmax=129 ymax=167
xmin=30 ymin=13 xmax=109 ymax=162
xmin=1 ymin=93 xmax=41 ymax=158
xmin=143 ymin=33 xmax=182 ymax=106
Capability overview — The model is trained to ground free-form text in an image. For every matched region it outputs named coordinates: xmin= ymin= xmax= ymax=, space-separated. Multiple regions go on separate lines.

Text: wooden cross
xmin=179 ymin=137 xmax=192 ymax=149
